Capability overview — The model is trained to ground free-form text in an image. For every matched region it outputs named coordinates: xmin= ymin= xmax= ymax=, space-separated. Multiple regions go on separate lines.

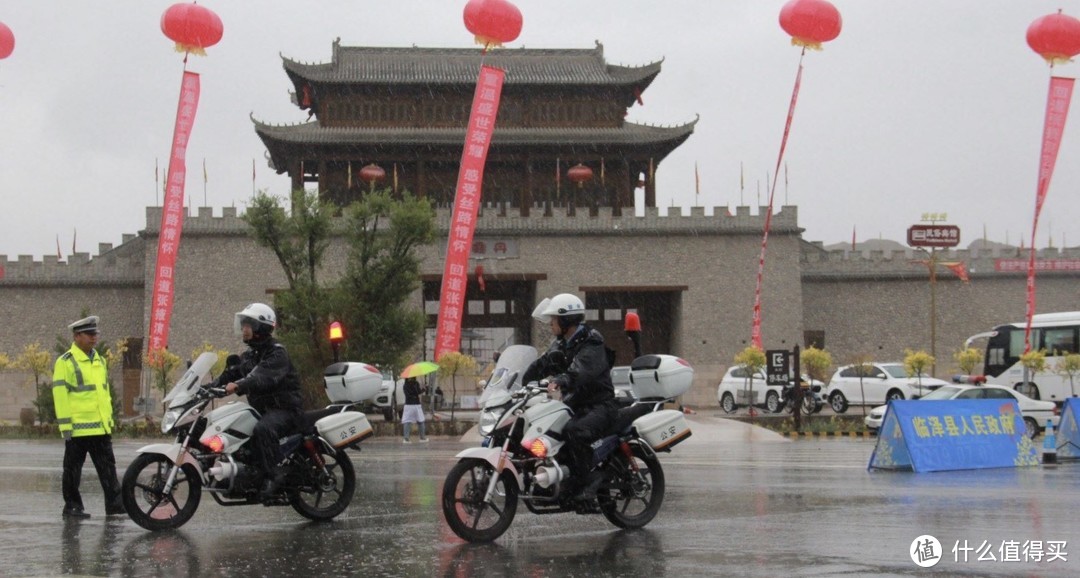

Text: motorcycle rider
xmin=523 ymin=293 xmax=617 ymax=511
xmin=222 ymin=303 xmax=304 ymax=498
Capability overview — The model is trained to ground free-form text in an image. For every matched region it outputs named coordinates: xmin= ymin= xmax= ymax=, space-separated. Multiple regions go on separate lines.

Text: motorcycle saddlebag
xmin=632 ymin=409 xmax=692 ymax=451
xmin=316 ymin=411 xmax=373 ymax=448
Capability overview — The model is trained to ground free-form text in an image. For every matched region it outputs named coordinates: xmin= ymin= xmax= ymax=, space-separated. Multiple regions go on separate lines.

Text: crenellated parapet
xmin=0 ymin=235 xmax=145 ymax=287
xmin=142 ymin=204 xmax=800 ymax=239
xmin=801 ymin=241 xmax=1080 ymax=280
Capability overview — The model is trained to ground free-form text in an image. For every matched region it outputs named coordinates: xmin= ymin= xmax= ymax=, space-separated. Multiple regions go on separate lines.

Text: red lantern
xmin=359 ymin=164 xmax=386 ymax=183
xmin=161 ymin=3 xmax=223 ymax=56
xmin=0 ymin=21 xmax=13 ymax=60
xmin=779 ymin=0 xmax=842 ymax=50
xmin=1027 ymin=10 xmax=1080 ymax=65
xmin=567 ymin=164 xmax=593 ymax=188
xmin=463 ymin=0 xmax=523 ymax=49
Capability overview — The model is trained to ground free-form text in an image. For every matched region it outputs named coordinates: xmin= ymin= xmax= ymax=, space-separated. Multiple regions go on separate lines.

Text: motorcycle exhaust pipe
xmin=534 ymin=464 xmax=570 ymax=489
xmin=208 ymin=462 xmax=238 ymax=481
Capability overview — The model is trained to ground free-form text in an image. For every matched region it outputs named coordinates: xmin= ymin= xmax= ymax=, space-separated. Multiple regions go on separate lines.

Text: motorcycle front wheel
xmin=122 ymin=453 xmax=203 ymax=531
xmin=600 ymin=443 xmax=665 ymax=529
xmin=442 ymin=458 xmax=518 ymax=543
xmin=289 ymin=444 xmax=356 ymax=521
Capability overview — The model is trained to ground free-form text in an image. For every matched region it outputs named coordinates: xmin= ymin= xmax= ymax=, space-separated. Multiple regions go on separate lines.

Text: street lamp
xmin=329 ymin=321 xmax=345 ymax=363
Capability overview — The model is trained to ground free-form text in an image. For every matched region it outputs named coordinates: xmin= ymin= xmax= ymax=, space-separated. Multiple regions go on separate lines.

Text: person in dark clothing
xmin=401 ymin=377 xmax=429 ymax=443
xmin=222 ymin=303 xmax=304 ymax=498
xmin=523 ymin=293 xmax=617 ymax=510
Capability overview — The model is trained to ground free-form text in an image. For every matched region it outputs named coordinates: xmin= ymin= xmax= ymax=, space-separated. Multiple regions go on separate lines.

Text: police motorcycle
xmin=121 ymin=352 xmax=382 ymax=531
xmin=442 ymin=345 xmax=694 ymax=542
xmin=779 ymin=380 xmax=824 ymax=414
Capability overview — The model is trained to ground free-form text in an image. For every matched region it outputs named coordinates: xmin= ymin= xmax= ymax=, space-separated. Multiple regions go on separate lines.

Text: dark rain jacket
xmin=524 ymin=324 xmax=614 ymax=410
xmin=219 ymin=338 xmax=303 ymax=415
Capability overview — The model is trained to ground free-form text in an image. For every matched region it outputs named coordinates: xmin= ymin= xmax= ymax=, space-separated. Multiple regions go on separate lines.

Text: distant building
xmin=1 ymin=43 xmax=1078 ymax=419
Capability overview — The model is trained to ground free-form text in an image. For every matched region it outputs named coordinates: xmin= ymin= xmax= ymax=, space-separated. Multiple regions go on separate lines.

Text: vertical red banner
xmin=434 ymin=65 xmax=505 ymax=360
xmin=148 ymin=71 xmax=201 ymax=353
xmin=1024 ymin=75 xmax=1074 ymax=352
xmin=751 ymin=61 xmax=804 ymax=349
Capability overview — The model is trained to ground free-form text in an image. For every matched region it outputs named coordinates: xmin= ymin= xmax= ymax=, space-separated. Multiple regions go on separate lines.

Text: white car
xmin=825 ymin=362 xmax=948 ymax=414
xmin=717 ymin=366 xmax=822 ymax=414
xmin=864 ymin=384 xmax=1060 ymax=438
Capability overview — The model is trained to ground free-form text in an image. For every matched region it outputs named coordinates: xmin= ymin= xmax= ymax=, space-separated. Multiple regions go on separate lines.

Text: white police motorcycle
xmin=121 ymin=352 xmax=381 ymax=531
xmin=442 ymin=346 xmax=694 ymax=542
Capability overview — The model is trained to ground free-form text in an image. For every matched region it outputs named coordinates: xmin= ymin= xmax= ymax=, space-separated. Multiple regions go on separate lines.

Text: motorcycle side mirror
xmin=478 ymin=380 xmax=488 ymax=388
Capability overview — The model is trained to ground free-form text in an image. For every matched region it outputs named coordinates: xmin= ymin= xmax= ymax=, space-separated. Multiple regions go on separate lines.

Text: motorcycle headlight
xmin=162 ymin=409 xmax=181 ymax=433
xmin=478 ymin=408 xmax=502 ymax=437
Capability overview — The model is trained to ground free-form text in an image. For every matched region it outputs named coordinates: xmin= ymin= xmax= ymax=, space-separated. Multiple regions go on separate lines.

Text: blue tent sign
xmin=1058 ymin=397 xmax=1080 ymax=459
xmin=868 ymin=400 xmax=1039 ymax=472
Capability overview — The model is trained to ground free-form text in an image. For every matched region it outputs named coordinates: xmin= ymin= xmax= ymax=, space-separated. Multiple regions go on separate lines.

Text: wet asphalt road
xmin=0 ymin=422 xmax=1077 ymax=578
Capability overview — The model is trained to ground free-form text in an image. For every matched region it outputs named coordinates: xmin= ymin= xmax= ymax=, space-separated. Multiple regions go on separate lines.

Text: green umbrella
xmin=400 ymin=361 xmax=439 ymax=378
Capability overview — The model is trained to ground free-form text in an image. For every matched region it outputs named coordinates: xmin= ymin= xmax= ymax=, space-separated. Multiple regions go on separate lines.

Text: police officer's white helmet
xmin=532 ymin=293 xmax=585 ymax=322
xmin=234 ymin=303 xmax=277 ymax=335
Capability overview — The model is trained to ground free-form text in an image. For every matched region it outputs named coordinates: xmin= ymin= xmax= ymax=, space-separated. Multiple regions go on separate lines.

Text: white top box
xmin=629 ymin=355 xmax=694 ymax=400
xmin=323 ymin=362 xmax=383 ymax=403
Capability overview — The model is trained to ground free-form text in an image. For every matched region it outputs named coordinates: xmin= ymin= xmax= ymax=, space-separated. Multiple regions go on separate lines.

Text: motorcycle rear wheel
xmin=289 ymin=445 xmax=356 ymax=521
xmin=600 ymin=443 xmax=665 ymax=529
xmin=442 ymin=458 xmax=518 ymax=542
xmin=122 ymin=453 xmax=202 ymax=531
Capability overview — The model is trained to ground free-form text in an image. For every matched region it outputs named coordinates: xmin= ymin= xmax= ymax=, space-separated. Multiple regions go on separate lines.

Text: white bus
xmin=966 ymin=311 xmax=1080 ymax=403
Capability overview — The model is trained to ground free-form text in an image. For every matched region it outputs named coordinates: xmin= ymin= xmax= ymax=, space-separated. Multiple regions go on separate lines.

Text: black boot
xmin=574 ymin=470 xmax=604 ymax=514
xmin=105 ymin=497 xmax=126 ymax=516
xmin=62 ymin=505 xmax=90 ymax=519
xmin=260 ymin=469 xmax=286 ymax=500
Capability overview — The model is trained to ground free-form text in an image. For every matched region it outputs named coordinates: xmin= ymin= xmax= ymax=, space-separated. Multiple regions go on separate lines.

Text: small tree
xmin=734 ymin=346 xmax=766 ymax=418
xmin=100 ymin=338 xmax=129 ymax=419
xmin=904 ymin=349 xmax=935 ymax=398
xmin=1019 ymin=349 xmax=1047 ymax=398
xmin=953 ymin=347 xmax=983 ymax=376
xmin=15 ymin=343 xmax=54 ymax=424
xmin=1054 ymin=353 xmax=1080 ymax=398
xmin=849 ymin=353 xmax=875 ymax=416
xmin=146 ymin=347 xmax=182 ymax=410
xmin=801 ymin=346 xmax=833 ymax=384
xmin=437 ymin=351 xmax=478 ymax=423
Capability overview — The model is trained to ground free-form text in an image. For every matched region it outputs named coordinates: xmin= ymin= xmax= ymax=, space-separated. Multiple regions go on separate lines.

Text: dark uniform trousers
xmin=63 ymin=434 xmax=122 ymax=511
xmin=253 ymin=408 xmax=301 ymax=477
xmin=562 ymin=399 xmax=619 ymax=483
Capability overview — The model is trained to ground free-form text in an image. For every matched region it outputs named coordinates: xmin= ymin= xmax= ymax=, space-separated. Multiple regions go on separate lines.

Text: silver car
xmin=864 ymin=384 xmax=1060 ymax=438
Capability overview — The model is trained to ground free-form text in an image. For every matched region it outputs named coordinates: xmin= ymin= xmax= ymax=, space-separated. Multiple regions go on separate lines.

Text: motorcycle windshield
xmin=478 ymin=345 xmax=538 ymax=404
xmin=163 ymin=352 xmax=218 ymax=407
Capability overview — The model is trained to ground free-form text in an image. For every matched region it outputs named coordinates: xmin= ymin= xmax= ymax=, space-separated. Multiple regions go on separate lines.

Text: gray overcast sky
xmin=2 ymin=0 xmax=1080 ymax=259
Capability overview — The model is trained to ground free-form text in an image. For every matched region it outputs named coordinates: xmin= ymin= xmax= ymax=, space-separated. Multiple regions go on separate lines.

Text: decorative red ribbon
xmin=434 ymin=65 xmax=505 ymax=360
xmin=751 ymin=56 xmax=804 ymax=349
xmin=1024 ymin=75 xmax=1074 ymax=353
xmin=148 ymin=71 xmax=200 ymax=353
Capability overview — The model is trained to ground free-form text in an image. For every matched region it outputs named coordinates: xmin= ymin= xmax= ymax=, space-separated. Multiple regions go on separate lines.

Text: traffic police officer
xmin=53 ymin=315 xmax=124 ymax=518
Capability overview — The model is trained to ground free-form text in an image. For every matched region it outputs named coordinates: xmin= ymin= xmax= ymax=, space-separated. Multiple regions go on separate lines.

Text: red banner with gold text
xmin=1024 ymin=75 xmax=1073 ymax=352
xmin=148 ymin=71 xmax=200 ymax=353
xmin=434 ymin=65 xmax=505 ymax=360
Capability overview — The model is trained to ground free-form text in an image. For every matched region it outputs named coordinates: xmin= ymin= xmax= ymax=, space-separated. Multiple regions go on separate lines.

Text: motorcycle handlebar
xmin=201 ymin=386 xmax=228 ymax=399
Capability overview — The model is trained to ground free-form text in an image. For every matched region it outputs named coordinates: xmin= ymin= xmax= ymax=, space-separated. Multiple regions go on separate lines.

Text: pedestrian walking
xmin=401 ymin=377 xmax=429 ymax=443
xmin=53 ymin=315 xmax=124 ymax=519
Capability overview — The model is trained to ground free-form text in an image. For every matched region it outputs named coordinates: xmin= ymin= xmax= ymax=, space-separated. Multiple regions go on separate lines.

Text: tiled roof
xmin=252 ymin=118 xmax=697 ymax=147
xmin=282 ymin=43 xmax=662 ymax=86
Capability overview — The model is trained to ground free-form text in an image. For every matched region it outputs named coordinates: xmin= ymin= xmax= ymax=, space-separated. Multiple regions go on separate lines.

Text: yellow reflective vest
xmin=52 ymin=344 xmax=114 ymax=439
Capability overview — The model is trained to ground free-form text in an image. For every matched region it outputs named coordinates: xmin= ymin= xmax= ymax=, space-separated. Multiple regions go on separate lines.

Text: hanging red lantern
xmin=463 ymin=0 xmax=523 ymax=49
xmin=360 ymin=164 xmax=386 ymax=183
xmin=779 ymin=0 xmax=842 ymax=50
xmin=161 ymin=2 xmax=223 ymax=56
xmin=0 ymin=21 xmax=13 ymax=60
xmin=1027 ymin=10 xmax=1080 ymax=65
xmin=567 ymin=164 xmax=594 ymax=188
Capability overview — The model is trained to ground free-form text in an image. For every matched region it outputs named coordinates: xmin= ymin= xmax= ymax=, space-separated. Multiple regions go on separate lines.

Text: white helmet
xmin=234 ymin=302 xmax=276 ymax=336
xmin=532 ymin=293 xmax=585 ymax=322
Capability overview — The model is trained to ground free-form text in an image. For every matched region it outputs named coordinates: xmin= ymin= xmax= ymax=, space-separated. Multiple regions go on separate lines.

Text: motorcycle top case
xmin=316 ymin=411 xmax=373 ymax=448
xmin=628 ymin=355 xmax=693 ymax=400
xmin=323 ymin=362 xmax=383 ymax=404
xmin=633 ymin=409 xmax=692 ymax=451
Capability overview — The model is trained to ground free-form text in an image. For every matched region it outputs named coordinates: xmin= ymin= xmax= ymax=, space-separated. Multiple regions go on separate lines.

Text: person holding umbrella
xmin=400 ymin=361 xmax=438 ymax=443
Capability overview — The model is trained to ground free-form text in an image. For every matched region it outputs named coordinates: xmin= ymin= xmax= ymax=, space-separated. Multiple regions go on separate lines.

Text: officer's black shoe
xmin=105 ymin=500 xmax=126 ymax=516
xmin=260 ymin=470 xmax=286 ymax=500
xmin=577 ymin=470 xmax=605 ymax=502
xmin=62 ymin=506 xmax=91 ymax=519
